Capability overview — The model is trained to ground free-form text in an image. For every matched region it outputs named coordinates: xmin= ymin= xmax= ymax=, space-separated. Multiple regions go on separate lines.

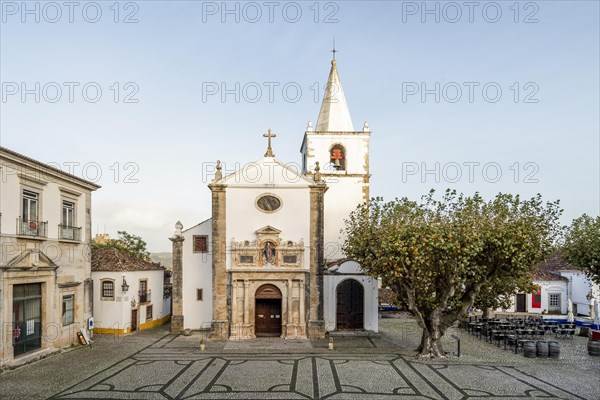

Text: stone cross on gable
xmin=263 ymin=129 xmax=276 ymax=157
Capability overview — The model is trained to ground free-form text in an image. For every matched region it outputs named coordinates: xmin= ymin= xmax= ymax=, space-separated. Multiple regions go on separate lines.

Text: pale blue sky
xmin=1 ymin=0 xmax=599 ymax=251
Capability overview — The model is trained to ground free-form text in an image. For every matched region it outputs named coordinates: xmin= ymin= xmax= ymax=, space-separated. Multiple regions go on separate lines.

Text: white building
xmin=172 ymin=57 xmax=378 ymax=338
xmin=503 ymin=253 xmax=598 ymax=316
xmin=323 ymin=260 xmax=379 ymax=332
xmin=91 ymin=247 xmax=170 ymax=334
xmin=180 ymin=219 xmax=212 ymax=331
xmin=0 ymin=147 xmax=99 ymax=368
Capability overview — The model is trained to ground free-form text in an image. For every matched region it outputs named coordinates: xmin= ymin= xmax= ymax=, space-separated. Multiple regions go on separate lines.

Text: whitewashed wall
xmin=323 ymin=260 xmax=378 ymax=332
xmin=502 ymin=281 xmax=568 ymax=314
xmin=163 ymin=295 xmax=172 ymax=318
xmin=560 ymin=271 xmax=594 ymax=316
xmin=92 ymin=269 xmax=167 ymax=333
xmin=322 ymin=179 xmax=364 ymax=260
xmin=302 ymin=132 xmax=370 ymax=261
xmin=222 ymin=158 xmax=314 ymax=271
xmin=226 ymin=186 xmax=311 ymax=269
xmin=181 ymin=219 xmax=213 ymax=330
xmin=93 ymin=271 xmax=127 ymax=332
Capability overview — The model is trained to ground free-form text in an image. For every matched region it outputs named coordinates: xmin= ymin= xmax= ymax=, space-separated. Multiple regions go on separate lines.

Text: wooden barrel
xmin=523 ymin=341 xmax=536 ymax=358
xmin=548 ymin=341 xmax=560 ymax=359
xmin=536 ymin=341 xmax=548 ymax=357
xmin=588 ymin=340 xmax=600 ymax=357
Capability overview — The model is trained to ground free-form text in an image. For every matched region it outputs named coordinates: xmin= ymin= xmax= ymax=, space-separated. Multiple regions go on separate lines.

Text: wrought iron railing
xmin=139 ymin=289 xmax=151 ymax=303
xmin=59 ymin=225 xmax=81 ymax=241
xmin=17 ymin=218 xmax=47 ymax=238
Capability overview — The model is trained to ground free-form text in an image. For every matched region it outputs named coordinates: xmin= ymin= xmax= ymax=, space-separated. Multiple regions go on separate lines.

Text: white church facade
xmin=170 ymin=57 xmax=378 ymax=339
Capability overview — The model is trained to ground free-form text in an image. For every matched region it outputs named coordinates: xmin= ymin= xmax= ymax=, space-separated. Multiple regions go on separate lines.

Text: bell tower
xmin=300 ymin=56 xmax=371 ymax=261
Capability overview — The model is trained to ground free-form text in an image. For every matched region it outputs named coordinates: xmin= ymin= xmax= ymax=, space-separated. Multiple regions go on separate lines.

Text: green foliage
xmin=563 ymin=214 xmax=600 ymax=285
xmin=92 ymin=231 xmax=151 ymax=261
xmin=343 ymin=190 xmax=561 ymax=357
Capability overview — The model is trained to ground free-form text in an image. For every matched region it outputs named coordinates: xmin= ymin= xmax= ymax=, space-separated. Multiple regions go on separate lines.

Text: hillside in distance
xmin=150 ymin=252 xmax=172 ymax=269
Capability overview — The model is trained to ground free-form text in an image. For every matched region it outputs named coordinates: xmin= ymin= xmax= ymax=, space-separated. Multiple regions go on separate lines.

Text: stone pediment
xmin=326 ymin=259 xmax=364 ymax=275
xmin=2 ymin=249 xmax=59 ymax=271
xmin=219 ymin=157 xmax=315 ymax=186
xmin=255 ymin=225 xmax=282 ymax=236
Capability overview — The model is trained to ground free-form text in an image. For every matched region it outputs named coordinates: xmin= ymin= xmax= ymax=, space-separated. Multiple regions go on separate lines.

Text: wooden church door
xmin=255 ymin=284 xmax=282 ymax=337
xmin=336 ymin=279 xmax=364 ymax=330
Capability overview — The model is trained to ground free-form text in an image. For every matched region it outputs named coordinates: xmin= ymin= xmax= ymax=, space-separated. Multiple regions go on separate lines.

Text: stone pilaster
xmin=209 ymin=183 xmax=229 ymax=339
xmin=308 ymin=182 xmax=327 ymax=338
xmin=286 ymin=279 xmax=293 ymax=336
xmin=299 ymin=280 xmax=306 ymax=327
xmin=169 ymin=222 xmax=185 ymax=333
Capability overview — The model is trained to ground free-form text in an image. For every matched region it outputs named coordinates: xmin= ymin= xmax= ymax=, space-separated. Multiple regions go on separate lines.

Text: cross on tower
xmin=263 ymin=129 xmax=277 ymax=157
xmin=331 ymin=38 xmax=337 ymax=61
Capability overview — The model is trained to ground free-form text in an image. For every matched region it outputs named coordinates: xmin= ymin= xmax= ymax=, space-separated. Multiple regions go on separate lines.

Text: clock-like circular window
xmin=256 ymin=194 xmax=282 ymax=213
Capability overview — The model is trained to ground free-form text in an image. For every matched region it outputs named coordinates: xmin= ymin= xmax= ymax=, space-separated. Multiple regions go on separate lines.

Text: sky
xmin=1 ymin=0 xmax=599 ymax=252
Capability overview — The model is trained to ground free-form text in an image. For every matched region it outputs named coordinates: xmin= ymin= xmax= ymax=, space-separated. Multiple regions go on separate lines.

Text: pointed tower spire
xmin=315 ymin=47 xmax=354 ymax=132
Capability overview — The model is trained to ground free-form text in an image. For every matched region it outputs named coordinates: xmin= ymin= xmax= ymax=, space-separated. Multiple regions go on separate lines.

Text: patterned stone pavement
xmin=48 ymin=350 xmax=593 ymax=399
xmin=0 ymin=320 xmax=598 ymax=400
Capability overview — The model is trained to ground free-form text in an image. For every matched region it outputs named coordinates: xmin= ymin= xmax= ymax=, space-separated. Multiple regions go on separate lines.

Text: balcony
xmin=17 ymin=218 xmax=48 ymax=238
xmin=139 ymin=289 xmax=151 ymax=304
xmin=59 ymin=225 xmax=82 ymax=241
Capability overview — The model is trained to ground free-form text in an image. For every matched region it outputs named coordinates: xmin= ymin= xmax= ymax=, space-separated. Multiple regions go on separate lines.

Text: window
xmin=60 ymin=200 xmax=80 ymax=240
xmin=197 ymin=289 xmax=203 ymax=301
xmin=102 ymin=281 xmax=114 ymax=299
xmin=146 ymin=305 xmax=153 ymax=321
xmin=13 ymin=284 xmax=42 ymax=356
xmin=22 ymin=190 xmax=39 ymax=222
xmin=330 ymin=144 xmax=346 ymax=170
xmin=256 ymin=195 xmax=281 ymax=213
xmin=62 ymin=201 xmax=75 ymax=226
xmin=193 ymin=235 xmax=208 ymax=253
xmin=62 ymin=295 xmax=74 ymax=325
xmin=139 ymin=280 xmax=148 ymax=303
xmin=549 ymin=293 xmax=560 ymax=308
xmin=20 ymin=190 xmax=45 ymax=236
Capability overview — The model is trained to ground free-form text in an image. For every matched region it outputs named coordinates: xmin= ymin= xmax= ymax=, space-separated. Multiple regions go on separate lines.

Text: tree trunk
xmin=417 ymin=326 xmax=446 ymax=357
xmin=482 ymin=307 xmax=490 ymax=319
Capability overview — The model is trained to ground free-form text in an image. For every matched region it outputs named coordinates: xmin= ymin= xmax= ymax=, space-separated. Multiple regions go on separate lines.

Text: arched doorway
xmin=255 ymin=284 xmax=282 ymax=337
xmin=336 ymin=279 xmax=364 ymax=330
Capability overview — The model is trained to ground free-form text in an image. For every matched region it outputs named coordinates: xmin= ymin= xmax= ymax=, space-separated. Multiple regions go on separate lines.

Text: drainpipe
xmin=568 ymin=275 xmax=572 ymax=314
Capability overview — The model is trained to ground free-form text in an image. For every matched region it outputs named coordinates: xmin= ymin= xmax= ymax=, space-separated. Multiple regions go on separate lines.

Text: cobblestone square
xmin=0 ymin=319 xmax=598 ymax=400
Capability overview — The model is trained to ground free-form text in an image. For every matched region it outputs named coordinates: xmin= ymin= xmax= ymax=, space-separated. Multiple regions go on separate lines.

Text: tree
xmin=92 ymin=231 xmax=151 ymax=261
xmin=343 ymin=190 xmax=561 ymax=357
xmin=563 ymin=214 xmax=600 ymax=285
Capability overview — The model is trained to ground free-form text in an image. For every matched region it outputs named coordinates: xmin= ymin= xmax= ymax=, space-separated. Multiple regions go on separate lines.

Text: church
xmin=170 ymin=56 xmax=379 ymax=340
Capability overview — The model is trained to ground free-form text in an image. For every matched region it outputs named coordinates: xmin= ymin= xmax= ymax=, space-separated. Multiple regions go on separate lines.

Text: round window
xmin=256 ymin=194 xmax=281 ymax=213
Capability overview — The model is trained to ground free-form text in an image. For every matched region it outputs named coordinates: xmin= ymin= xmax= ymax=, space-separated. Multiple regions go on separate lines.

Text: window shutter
xmin=193 ymin=236 xmax=208 ymax=253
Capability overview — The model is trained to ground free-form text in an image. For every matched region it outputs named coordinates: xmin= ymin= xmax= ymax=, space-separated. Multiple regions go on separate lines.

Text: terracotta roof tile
xmin=92 ymin=247 xmax=165 ymax=272
xmin=533 ymin=253 xmax=574 ymax=282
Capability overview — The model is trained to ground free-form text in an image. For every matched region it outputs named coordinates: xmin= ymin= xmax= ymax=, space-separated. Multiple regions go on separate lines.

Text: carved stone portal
xmin=231 ymin=226 xmax=304 ymax=268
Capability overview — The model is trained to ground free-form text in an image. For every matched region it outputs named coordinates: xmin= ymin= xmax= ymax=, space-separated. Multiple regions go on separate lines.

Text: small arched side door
xmin=336 ymin=279 xmax=364 ymax=330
